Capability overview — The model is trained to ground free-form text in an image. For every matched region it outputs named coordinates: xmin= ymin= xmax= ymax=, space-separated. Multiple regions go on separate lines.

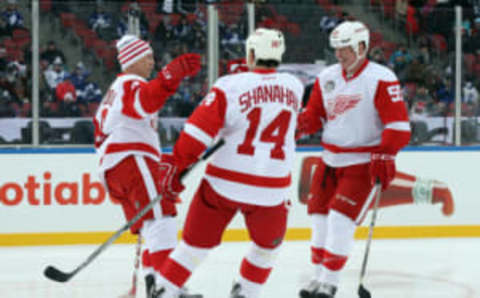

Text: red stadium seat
xmin=12 ymin=28 xmax=31 ymax=49
xmin=60 ymin=13 xmax=76 ymax=28
xmin=382 ymin=0 xmax=395 ymax=18
xmin=430 ymin=33 xmax=447 ymax=54
xmin=464 ymin=53 xmax=476 ymax=74
xmin=40 ymin=0 xmax=52 ymax=12
xmin=475 ymin=63 xmax=480 ymax=76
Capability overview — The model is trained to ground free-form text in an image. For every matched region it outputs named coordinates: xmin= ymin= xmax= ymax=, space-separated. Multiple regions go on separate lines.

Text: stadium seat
xmin=430 ymin=33 xmax=447 ymax=55
xmin=60 ymin=13 xmax=76 ymax=28
xmin=475 ymin=63 xmax=480 ymax=77
xmin=12 ymin=28 xmax=31 ymax=49
xmin=382 ymin=0 xmax=395 ymax=18
xmin=40 ymin=0 xmax=52 ymax=12
xmin=464 ymin=53 xmax=476 ymax=74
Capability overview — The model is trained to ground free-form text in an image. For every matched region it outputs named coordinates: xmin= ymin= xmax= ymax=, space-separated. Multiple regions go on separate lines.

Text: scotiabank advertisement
xmin=1 ymin=149 xmax=480 ymax=245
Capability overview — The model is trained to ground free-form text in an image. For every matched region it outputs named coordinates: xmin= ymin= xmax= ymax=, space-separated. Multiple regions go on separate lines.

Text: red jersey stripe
xmin=206 ymin=164 xmax=291 ymax=188
xmin=104 ymin=142 xmax=160 ymax=158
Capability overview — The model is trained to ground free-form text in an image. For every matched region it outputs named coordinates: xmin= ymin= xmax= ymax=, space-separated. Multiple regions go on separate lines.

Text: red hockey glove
xmin=369 ymin=153 xmax=396 ymax=190
xmin=158 ymin=154 xmax=185 ymax=201
xmin=160 ymin=53 xmax=202 ymax=91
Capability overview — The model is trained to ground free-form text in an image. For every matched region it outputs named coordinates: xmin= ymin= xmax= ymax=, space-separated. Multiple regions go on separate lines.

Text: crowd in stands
xmin=366 ymin=0 xmax=480 ymax=119
xmin=0 ymin=0 xmax=480 ymax=139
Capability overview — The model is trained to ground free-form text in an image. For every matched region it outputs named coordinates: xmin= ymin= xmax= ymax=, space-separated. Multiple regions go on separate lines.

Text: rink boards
xmin=1 ymin=147 xmax=479 ymax=246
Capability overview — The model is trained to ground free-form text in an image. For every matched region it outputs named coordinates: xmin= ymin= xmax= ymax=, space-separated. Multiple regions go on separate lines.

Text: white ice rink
xmin=1 ymin=238 xmax=479 ymax=298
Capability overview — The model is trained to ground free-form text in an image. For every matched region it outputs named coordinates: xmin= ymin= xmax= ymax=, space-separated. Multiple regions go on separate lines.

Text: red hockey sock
xmin=159 ymin=257 xmax=192 ymax=288
xmin=240 ymin=258 xmax=272 ymax=284
xmin=142 ymin=249 xmax=152 ymax=268
xmin=150 ymin=249 xmax=173 ymax=272
xmin=311 ymin=247 xmax=347 ymax=271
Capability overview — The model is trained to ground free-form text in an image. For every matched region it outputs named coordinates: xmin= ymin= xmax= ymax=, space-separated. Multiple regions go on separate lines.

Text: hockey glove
xmin=369 ymin=153 xmax=396 ymax=190
xmin=160 ymin=53 xmax=202 ymax=91
xmin=158 ymin=154 xmax=185 ymax=201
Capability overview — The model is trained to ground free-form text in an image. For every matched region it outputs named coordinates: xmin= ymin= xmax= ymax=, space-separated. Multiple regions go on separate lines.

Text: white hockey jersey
xmin=176 ymin=69 xmax=304 ymax=206
xmin=94 ymin=74 xmax=166 ymax=175
xmin=302 ymin=60 xmax=410 ymax=167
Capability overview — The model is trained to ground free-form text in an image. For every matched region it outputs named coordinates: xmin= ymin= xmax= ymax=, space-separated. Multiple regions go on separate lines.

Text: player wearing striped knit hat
xmin=93 ymin=34 xmax=202 ymax=298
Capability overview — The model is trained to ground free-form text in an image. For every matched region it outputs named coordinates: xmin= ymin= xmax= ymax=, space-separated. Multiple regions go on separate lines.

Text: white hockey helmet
xmin=329 ymin=21 xmax=369 ymax=57
xmin=245 ymin=28 xmax=285 ymax=64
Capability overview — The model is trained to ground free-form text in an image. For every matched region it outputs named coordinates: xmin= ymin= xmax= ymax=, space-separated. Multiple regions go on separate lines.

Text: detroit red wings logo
xmin=326 ymin=94 xmax=362 ymax=120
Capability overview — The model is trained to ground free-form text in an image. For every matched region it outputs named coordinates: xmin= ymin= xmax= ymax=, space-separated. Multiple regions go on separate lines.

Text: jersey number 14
xmin=237 ymin=107 xmax=292 ymax=160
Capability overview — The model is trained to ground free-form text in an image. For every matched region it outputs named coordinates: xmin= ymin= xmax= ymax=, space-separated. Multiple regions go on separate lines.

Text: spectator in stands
xmin=116 ymin=2 xmax=149 ymax=40
xmin=172 ymin=15 xmax=194 ymax=44
xmin=0 ymin=46 xmax=8 ymax=72
xmin=0 ymin=68 xmax=18 ymax=103
xmin=68 ymin=61 xmax=102 ymax=105
xmin=88 ymin=4 xmax=114 ymax=40
xmin=464 ymin=18 xmax=480 ymax=54
xmin=436 ymin=79 xmax=454 ymax=107
xmin=319 ymin=13 xmax=340 ymax=33
xmin=463 ymin=81 xmax=479 ymax=105
xmin=43 ymin=57 xmax=69 ymax=91
xmin=40 ymin=41 xmax=67 ymax=66
xmin=369 ymin=46 xmax=387 ymax=65
xmin=1 ymin=0 xmax=24 ymax=35
xmin=69 ymin=61 xmax=89 ymax=89
xmin=0 ymin=17 xmax=9 ymax=38
xmin=404 ymin=55 xmax=426 ymax=85
xmin=78 ymin=81 xmax=102 ymax=104
xmin=55 ymin=80 xmax=82 ymax=117
xmin=411 ymin=85 xmax=436 ymax=116
xmin=388 ymin=44 xmax=412 ymax=81
xmin=154 ymin=17 xmax=171 ymax=42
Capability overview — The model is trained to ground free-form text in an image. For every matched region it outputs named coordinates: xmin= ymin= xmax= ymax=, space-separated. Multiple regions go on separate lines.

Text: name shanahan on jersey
xmin=94 ymin=74 xmax=162 ymax=175
xmin=306 ymin=60 xmax=410 ymax=167
xmin=178 ymin=69 xmax=304 ymax=206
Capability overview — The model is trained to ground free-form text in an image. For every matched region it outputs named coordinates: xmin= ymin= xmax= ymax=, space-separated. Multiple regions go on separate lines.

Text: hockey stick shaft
xmin=359 ymin=180 xmax=382 ymax=283
xmin=44 ymin=139 xmax=225 ymax=283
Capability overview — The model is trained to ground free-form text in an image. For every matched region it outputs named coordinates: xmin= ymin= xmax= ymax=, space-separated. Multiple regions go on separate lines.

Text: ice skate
xmin=149 ymin=286 xmax=203 ymax=298
xmin=145 ymin=274 xmax=155 ymax=297
xmin=230 ymin=282 xmax=246 ymax=298
xmin=299 ymin=280 xmax=336 ymax=298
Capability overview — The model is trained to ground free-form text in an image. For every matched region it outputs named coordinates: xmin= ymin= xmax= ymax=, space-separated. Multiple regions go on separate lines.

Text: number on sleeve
xmin=387 ymin=84 xmax=403 ymax=102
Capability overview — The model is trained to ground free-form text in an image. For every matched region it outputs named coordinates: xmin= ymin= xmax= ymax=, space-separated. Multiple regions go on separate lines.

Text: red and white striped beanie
xmin=116 ymin=35 xmax=153 ymax=71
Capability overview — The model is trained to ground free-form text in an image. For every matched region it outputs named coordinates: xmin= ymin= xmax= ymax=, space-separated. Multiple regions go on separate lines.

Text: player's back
xmin=205 ymin=70 xmax=304 ymax=206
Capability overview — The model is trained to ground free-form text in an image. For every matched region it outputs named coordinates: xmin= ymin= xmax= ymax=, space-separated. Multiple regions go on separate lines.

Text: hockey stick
xmin=358 ymin=179 xmax=382 ymax=298
xmin=44 ymin=139 xmax=225 ymax=283
xmin=118 ymin=234 xmax=142 ymax=298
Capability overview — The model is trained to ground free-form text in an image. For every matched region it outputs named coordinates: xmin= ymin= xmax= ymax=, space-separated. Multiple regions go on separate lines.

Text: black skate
xmin=149 ymin=286 xmax=203 ymax=298
xmin=230 ymin=282 xmax=246 ymax=298
xmin=145 ymin=274 xmax=155 ymax=297
xmin=299 ymin=280 xmax=337 ymax=298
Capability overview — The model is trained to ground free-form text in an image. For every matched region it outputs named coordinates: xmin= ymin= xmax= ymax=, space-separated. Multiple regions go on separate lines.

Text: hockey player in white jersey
xmin=149 ymin=28 xmax=304 ymax=298
xmin=93 ymin=35 xmax=201 ymax=298
xmin=296 ymin=21 xmax=411 ymax=298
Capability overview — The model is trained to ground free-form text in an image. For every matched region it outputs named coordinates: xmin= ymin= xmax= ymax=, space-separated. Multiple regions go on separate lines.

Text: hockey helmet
xmin=246 ymin=28 xmax=285 ymax=63
xmin=329 ymin=21 xmax=369 ymax=57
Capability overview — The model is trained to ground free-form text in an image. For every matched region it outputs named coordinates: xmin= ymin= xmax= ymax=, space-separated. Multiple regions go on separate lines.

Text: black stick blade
xmin=358 ymin=284 xmax=372 ymax=298
xmin=44 ymin=266 xmax=72 ymax=282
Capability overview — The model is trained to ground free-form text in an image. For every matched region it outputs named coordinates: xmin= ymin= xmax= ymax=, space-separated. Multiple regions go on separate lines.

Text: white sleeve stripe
xmin=184 ymin=123 xmax=213 ymax=146
xmin=386 ymin=121 xmax=411 ymax=131
xmin=133 ymin=89 xmax=149 ymax=117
